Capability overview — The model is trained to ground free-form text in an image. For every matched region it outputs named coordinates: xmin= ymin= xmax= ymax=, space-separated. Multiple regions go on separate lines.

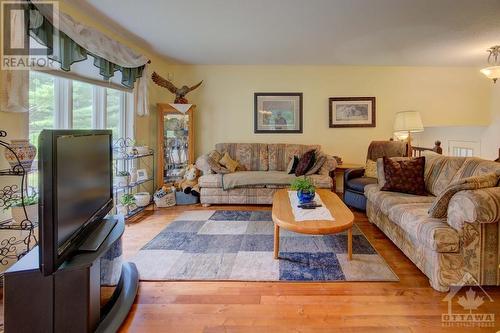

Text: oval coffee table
xmin=272 ymin=189 xmax=355 ymax=260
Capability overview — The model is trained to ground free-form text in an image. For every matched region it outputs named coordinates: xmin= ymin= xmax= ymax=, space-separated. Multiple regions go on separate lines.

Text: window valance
xmin=29 ymin=1 xmax=148 ymax=89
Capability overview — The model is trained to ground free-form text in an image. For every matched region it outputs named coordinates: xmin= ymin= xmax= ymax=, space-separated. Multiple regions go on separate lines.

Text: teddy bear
xmin=177 ymin=164 xmax=201 ymax=197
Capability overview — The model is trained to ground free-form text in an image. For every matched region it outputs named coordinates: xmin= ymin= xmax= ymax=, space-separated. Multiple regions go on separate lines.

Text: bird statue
xmin=151 ymin=72 xmax=203 ymax=104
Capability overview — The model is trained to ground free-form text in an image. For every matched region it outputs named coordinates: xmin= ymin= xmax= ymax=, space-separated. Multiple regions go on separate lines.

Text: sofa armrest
xmin=318 ymin=154 xmax=338 ymax=176
xmin=447 ymin=187 xmax=500 ymax=231
xmin=344 ymin=168 xmax=365 ymax=181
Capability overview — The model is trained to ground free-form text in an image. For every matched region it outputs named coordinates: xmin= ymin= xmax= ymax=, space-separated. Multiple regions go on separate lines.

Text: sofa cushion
xmin=306 ymin=152 xmax=326 ymax=175
xmin=268 ymin=144 xmax=320 ymax=171
xmin=365 ymin=184 xmax=435 ymax=215
xmin=198 ymin=174 xmax=223 ymax=188
xmin=364 ymin=159 xmax=377 ymax=178
xmin=424 ymin=154 xmax=466 ymax=196
xmin=450 ymin=158 xmax=500 ymax=181
xmin=219 ymin=152 xmax=240 ymax=172
xmin=381 ymin=156 xmax=426 ymax=195
xmin=428 ymin=171 xmax=500 ymax=218
xmin=387 ymin=203 xmax=460 ymax=253
xmin=215 ymin=143 xmax=269 ymax=171
xmin=346 ymin=177 xmax=378 ymax=193
xmin=295 ymin=149 xmax=316 ymax=176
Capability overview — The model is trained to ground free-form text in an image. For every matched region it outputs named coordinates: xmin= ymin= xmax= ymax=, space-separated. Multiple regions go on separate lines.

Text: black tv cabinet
xmin=4 ymin=216 xmax=138 ymax=333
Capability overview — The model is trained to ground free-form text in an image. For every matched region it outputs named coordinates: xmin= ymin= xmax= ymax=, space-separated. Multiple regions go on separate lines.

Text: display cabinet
xmin=157 ymin=104 xmax=195 ymax=185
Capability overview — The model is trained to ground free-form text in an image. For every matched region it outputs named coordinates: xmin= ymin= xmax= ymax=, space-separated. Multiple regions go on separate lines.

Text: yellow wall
xmin=169 ymin=65 xmax=491 ymax=163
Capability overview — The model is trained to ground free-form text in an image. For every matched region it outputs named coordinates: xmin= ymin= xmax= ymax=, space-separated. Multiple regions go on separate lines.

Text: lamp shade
xmin=480 ymin=66 xmax=500 ymax=83
xmin=393 ymin=111 xmax=424 ymax=133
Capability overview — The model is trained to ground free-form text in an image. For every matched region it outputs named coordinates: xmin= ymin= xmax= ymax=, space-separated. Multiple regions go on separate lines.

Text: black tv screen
xmin=39 ymin=130 xmax=113 ymax=275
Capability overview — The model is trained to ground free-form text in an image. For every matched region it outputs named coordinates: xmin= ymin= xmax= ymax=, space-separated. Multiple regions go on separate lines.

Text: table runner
xmin=288 ymin=191 xmax=335 ymax=221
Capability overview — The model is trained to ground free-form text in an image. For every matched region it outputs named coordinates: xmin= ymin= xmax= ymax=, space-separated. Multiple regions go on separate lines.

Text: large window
xmin=28 ymin=71 xmax=133 ymax=145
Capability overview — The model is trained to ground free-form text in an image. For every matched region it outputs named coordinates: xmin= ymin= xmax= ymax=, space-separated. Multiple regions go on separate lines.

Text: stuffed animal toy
xmin=178 ymin=164 xmax=201 ymax=197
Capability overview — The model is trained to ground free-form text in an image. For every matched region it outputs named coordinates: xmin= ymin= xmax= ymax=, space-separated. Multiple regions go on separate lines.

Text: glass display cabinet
xmin=157 ymin=103 xmax=195 ymax=185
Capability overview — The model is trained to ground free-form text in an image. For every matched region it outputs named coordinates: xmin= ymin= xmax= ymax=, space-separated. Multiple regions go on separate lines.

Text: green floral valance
xmin=27 ymin=3 xmax=145 ymax=89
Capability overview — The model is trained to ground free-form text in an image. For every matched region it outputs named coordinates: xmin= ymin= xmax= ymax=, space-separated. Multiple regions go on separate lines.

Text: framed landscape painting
xmin=329 ymin=97 xmax=376 ymax=128
xmin=254 ymin=93 xmax=303 ymax=133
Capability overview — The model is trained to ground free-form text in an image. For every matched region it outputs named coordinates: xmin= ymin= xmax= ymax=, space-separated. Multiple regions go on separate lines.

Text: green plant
xmin=120 ymin=194 xmax=136 ymax=206
xmin=116 ymin=171 xmax=130 ymax=177
xmin=290 ymin=177 xmax=315 ymax=192
xmin=3 ymin=194 xmax=38 ymax=210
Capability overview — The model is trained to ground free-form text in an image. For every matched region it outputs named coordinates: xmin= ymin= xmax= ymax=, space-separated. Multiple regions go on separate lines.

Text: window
xmin=72 ymin=80 xmax=94 ymax=129
xmin=28 ymin=71 xmax=134 ymax=190
xmin=28 ymin=71 xmax=55 ymax=144
xmin=449 ymin=140 xmax=480 ymax=157
xmin=28 ymin=71 xmax=133 ymax=145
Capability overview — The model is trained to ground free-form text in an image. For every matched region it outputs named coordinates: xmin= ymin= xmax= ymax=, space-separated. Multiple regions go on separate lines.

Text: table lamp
xmin=393 ymin=110 xmax=424 ymax=155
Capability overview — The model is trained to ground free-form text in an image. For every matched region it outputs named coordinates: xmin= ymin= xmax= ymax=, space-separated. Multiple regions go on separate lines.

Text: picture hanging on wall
xmin=254 ymin=93 xmax=303 ymax=133
xmin=329 ymin=97 xmax=376 ymax=128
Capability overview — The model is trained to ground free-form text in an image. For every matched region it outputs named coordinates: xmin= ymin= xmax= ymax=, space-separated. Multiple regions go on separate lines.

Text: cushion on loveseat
xmin=268 ymin=144 xmax=320 ymax=171
xmin=215 ymin=143 xmax=269 ymax=171
xmin=387 ymin=203 xmax=460 ymax=253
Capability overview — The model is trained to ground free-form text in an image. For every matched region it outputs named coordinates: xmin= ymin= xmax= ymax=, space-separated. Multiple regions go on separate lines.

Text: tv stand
xmin=79 ymin=217 xmax=118 ymax=252
xmin=4 ymin=216 xmax=138 ymax=333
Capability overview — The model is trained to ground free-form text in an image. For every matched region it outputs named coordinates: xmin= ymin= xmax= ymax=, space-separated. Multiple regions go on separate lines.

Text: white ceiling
xmin=71 ymin=0 xmax=500 ymax=66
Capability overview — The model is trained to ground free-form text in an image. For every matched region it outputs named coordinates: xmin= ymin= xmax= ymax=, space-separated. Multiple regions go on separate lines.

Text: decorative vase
xmin=116 ymin=204 xmax=128 ymax=216
xmin=11 ymin=204 xmax=38 ymax=225
xmin=297 ymin=189 xmax=315 ymax=204
xmin=4 ymin=139 xmax=37 ymax=171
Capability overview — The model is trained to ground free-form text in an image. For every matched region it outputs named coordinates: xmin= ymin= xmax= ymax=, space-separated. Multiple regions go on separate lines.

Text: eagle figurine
xmin=151 ymin=72 xmax=203 ymax=104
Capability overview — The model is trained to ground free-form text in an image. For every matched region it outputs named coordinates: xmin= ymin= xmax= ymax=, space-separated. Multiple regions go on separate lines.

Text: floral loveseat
xmin=196 ymin=143 xmax=337 ymax=205
xmin=365 ymin=154 xmax=500 ymax=291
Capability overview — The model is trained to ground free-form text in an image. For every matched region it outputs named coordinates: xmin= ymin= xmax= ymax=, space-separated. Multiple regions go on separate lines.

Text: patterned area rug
xmin=131 ymin=210 xmax=398 ymax=282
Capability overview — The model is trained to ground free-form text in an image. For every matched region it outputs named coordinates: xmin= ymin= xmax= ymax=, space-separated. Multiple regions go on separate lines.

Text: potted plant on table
xmin=114 ymin=171 xmax=130 ymax=187
xmin=4 ymin=193 xmax=39 ymax=225
xmin=291 ymin=177 xmax=316 ymax=204
xmin=117 ymin=194 xmax=136 ymax=215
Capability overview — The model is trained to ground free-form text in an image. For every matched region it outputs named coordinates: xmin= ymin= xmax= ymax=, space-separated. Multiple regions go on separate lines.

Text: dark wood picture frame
xmin=254 ymin=92 xmax=303 ymax=133
xmin=329 ymin=97 xmax=376 ymax=128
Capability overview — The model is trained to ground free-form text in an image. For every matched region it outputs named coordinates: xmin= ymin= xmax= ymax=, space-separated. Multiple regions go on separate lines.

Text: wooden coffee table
xmin=272 ymin=189 xmax=355 ymax=260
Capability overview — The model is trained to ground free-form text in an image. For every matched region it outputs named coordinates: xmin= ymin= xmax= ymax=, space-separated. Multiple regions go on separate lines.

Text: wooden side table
xmin=333 ymin=163 xmax=364 ymax=193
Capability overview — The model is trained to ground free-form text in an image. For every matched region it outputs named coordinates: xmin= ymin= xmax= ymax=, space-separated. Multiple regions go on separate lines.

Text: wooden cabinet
xmin=157 ymin=103 xmax=195 ymax=185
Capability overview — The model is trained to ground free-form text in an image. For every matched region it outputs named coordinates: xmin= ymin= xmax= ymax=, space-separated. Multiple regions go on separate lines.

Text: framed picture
xmin=329 ymin=97 xmax=376 ymax=128
xmin=136 ymin=169 xmax=149 ymax=182
xmin=254 ymin=93 xmax=303 ymax=133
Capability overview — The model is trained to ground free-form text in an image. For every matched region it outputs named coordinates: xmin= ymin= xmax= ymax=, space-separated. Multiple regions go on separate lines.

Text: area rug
xmin=130 ymin=210 xmax=398 ymax=282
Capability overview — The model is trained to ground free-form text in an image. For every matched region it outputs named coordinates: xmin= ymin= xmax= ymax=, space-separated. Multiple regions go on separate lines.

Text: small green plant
xmin=3 ymin=194 xmax=38 ymax=210
xmin=120 ymin=194 xmax=136 ymax=206
xmin=116 ymin=171 xmax=130 ymax=177
xmin=290 ymin=177 xmax=315 ymax=192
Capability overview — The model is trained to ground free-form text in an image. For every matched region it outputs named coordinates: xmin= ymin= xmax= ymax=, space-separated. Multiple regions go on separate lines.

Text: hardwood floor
xmin=120 ymin=204 xmax=500 ymax=332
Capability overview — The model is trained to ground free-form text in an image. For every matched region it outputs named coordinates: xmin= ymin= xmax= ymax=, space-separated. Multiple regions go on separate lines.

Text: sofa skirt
xmin=200 ymin=187 xmax=277 ymax=205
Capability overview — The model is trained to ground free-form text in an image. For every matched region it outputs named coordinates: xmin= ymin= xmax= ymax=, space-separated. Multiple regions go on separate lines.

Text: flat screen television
xmin=38 ymin=129 xmax=113 ymax=276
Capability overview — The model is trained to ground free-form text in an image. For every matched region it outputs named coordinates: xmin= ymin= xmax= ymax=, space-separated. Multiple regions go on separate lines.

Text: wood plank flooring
xmin=118 ymin=204 xmax=500 ymax=333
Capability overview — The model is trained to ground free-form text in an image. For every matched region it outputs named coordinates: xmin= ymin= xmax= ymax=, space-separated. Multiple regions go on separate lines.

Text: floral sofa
xmin=196 ymin=143 xmax=337 ymax=205
xmin=365 ymin=153 xmax=500 ymax=291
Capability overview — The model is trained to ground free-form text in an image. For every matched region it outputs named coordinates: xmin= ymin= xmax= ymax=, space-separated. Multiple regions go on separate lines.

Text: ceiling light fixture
xmin=480 ymin=45 xmax=500 ymax=83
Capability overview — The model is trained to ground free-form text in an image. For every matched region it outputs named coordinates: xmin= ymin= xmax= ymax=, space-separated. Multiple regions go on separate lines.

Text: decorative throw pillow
xmin=286 ymin=156 xmax=299 ymax=174
xmin=295 ymin=150 xmax=316 ymax=176
xmin=219 ymin=152 xmax=240 ymax=172
xmin=381 ymin=156 xmax=426 ymax=195
xmin=377 ymin=156 xmax=410 ymax=188
xmin=207 ymin=157 xmax=230 ymax=174
xmin=306 ymin=152 xmax=326 ymax=175
xmin=364 ymin=159 xmax=377 ymax=178
xmin=208 ymin=150 xmax=223 ymax=162
xmin=428 ymin=171 xmax=500 ymax=218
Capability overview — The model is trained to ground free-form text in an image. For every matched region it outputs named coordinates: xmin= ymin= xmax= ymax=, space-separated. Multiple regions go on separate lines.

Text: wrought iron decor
xmin=0 ymin=130 xmax=38 ymax=273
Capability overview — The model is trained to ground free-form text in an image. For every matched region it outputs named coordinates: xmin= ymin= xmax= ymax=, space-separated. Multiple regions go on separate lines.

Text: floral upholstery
xmin=200 ymin=143 xmax=335 ymax=205
xmin=268 ymin=144 xmax=320 ymax=171
xmin=386 ymin=203 xmax=460 ymax=253
xmin=215 ymin=143 xmax=269 ymax=171
xmin=365 ymin=156 xmax=500 ymax=291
